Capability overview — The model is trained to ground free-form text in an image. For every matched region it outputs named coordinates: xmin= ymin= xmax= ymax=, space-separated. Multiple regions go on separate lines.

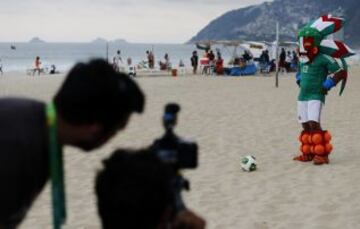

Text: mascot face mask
xmin=298 ymin=27 xmax=322 ymax=64
xmin=299 ymin=37 xmax=318 ymax=63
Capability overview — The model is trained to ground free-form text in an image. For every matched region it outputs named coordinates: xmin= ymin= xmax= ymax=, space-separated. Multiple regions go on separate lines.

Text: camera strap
xmin=46 ymin=102 xmax=66 ymax=229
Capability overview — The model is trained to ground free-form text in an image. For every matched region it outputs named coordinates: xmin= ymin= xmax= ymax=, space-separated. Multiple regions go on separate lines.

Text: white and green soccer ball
xmin=241 ymin=155 xmax=257 ymax=172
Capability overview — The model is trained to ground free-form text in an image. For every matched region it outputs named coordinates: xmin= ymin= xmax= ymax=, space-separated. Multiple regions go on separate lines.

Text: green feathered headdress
xmin=298 ymin=14 xmax=355 ymax=95
xmin=298 ymin=15 xmax=355 ymax=59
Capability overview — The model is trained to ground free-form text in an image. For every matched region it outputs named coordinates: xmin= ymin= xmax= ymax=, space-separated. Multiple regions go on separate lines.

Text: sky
xmin=0 ymin=0 xmax=271 ymax=43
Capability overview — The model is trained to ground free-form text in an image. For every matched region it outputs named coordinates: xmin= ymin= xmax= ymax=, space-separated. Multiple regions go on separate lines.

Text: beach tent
xmin=194 ymin=40 xmax=259 ymax=76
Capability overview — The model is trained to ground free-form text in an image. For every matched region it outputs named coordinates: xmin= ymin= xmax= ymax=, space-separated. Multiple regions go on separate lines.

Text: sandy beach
xmin=1 ymin=65 xmax=360 ymax=229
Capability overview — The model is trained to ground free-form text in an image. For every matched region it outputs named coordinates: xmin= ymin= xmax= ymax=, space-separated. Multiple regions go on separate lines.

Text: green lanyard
xmin=46 ymin=102 xmax=66 ymax=229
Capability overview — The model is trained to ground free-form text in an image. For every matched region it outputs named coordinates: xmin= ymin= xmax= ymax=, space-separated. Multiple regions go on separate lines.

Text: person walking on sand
xmin=33 ymin=56 xmax=42 ymax=76
xmin=191 ymin=51 xmax=198 ymax=74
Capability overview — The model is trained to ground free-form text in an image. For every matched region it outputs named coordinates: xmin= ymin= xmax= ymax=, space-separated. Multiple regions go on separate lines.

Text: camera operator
xmin=0 ymin=59 xmax=144 ymax=228
xmin=96 ymin=149 xmax=206 ymax=229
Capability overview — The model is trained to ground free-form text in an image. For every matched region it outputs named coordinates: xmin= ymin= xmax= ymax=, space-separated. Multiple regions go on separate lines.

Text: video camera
xmin=151 ymin=103 xmax=198 ymax=169
xmin=150 ymin=103 xmax=198 ymax=214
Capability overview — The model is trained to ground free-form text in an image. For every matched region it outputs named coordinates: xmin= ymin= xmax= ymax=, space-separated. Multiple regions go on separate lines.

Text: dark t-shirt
xmin=208 ymin=52 xmax=215 ymax=61
xmin=280 ymin=51 xmax=286 ymax=61
xmin=0 ymin=98 xmax=48 ymax=227
xmin=191 ymin=55 xmax=198 ymax=66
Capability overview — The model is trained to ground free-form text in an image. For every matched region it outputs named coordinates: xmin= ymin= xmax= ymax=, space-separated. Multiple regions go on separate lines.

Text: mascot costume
xmin=294 ymin=15 xmax=355 ymax=165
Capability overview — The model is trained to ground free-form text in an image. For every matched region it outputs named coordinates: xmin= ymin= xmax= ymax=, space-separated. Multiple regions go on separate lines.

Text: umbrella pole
xmin=275 ymin=22 xmax=279 ymax=88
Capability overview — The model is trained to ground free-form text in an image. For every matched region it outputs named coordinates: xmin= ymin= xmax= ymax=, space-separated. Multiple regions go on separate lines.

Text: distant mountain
xmin=112 ymin=38 xmax=128 ymax=44
xmin=91 ymin=38 xmax=129 ymax=44
xmin=29 ymin=37 xmax=46 ymax=43
xmin=91 ymin=37 xmax=108 ymax=44
xmin=189 ymin=0 xmax=360 ymax=48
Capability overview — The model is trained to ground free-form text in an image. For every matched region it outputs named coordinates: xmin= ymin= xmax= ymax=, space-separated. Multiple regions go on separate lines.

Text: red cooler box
xmin=200 ymin=58 xmax=209 ymax=65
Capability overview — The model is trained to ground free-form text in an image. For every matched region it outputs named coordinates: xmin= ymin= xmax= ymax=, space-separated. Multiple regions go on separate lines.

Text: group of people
xmin=190 ymin=49 xmax=223 ymax=76
xmin=112 ymin=50 xmax=136 ymax=77
xmin=0 ymin=59 xmax=205 ymax=228
xmin=279 ymin=48 xmax=298 ymax=73
xmin=114 ymin=50 xmax=188 ymax=75
xmin=27 ymin=56 xmax=59 ymax=76
xmin=112 ymin=50 xmax=186 ymax=75
xmin=190 ymin=46 xmax=300 ymax=76
xmin=230 ymin=50 xmax=253 ymax=67
xmin=0 ymin=55 xmax=61 ymax=76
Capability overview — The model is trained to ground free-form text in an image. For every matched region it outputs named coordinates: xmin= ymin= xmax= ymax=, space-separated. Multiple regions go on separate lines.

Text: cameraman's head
xmin=54 ymin=59 xmax=145 ymax=151
xmin=96 ymin=149 xmax=173 ymax=229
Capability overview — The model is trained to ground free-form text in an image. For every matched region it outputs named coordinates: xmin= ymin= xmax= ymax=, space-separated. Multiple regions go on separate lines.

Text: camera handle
xmin=173 ymin=174 xmax=190 ymax=211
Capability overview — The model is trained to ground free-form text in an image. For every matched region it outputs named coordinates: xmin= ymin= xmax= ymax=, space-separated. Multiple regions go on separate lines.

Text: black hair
xmin=96 ymin=149 xmax=173 ymax=229
xmin=54 ymin=59 xmax=144 ymax=128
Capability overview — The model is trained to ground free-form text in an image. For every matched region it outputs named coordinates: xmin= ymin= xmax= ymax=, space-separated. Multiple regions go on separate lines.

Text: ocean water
xmin=1 ymin=42 xmax=358 ymax=73
xmin=0 ymin=42 xmax=200 ymax=72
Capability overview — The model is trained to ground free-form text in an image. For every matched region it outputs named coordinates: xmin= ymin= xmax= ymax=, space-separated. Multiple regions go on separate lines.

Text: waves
xmin=0 ymin=42 xmax=196 ymax=72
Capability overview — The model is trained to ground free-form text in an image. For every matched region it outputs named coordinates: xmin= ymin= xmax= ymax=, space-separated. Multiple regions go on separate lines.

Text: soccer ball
xmin=241 ymin=155 xmax=257 ymax=172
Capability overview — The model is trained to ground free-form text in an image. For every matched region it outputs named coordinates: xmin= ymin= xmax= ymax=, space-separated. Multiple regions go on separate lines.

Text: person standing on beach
xmin=215 ymin=51 xmax=224 ymax=75
xmin=0 ymin=58 xmax=3 ymax=75
xmin=279 ymin=48 xmax=286 ymax=73
xmin=293 ymin=15 xmax=354 ymax=165
xmin=208 ymin=50 xmax=215 ymax=75
xmin=149 ymin=51 xmax=155 ymax=69
xmin=285 ymin=51 xmax=292 ymax=71
xmin=291 ymin=50 xmax=299 ymax=70
xmin=191 ymin=51 xmax=198 ymax=74
xmin=113 ymin=50 xmax=123 ymax=72
xmin=0 ymin=59 xmax=145 ymax=228
xmin=164 ymin=53 xmax=170 ymax=70
xmin=33 ymin=56 xmax=42 ymax=76
xmin=146 ymin=50 xmax=150 ymax=68
xmin=146 ymin=50 xmax=155 ymax=69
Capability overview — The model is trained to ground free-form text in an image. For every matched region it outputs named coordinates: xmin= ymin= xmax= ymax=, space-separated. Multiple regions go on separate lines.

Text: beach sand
xmin=1 ymin=66 xmax=360 ymax=229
